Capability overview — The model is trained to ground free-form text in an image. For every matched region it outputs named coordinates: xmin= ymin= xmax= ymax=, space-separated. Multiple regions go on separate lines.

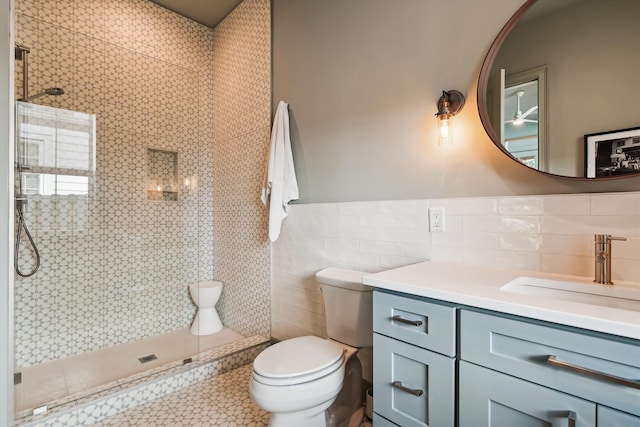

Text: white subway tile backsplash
xmin=323 ymin=238 xmax=360 ymax=252
xmin=542 ymin=194 xmax=590 ymax=215
xmin=440 ymin=197 xmax=498 ymax=215
xmin=541 ymin=215 xmax=640 ymax=237
xmin=615 ymin=237 xmax=640 ymax=260
xmin=498 ymin=197 xmax=544 ymax=215
xmin=379 ymin=255 xmax=426 ymax=270
xmin=615 ymin=259 xmax=640 ymax=283
xmin=429 ymin=246 xmax=463 ymax=263
xmin=337 ymin=201 xmax=380 ymax=214
xmin=339 ymin=226 xmax=380 ymax=241
xmin=319 ymin=250 xmax=379 ymax=271
xmin=380 ymin=227 xmax=429 ymax=243
xmin=360 ymin=214 xmax=404 ymax=227
xmin=432 ymin=231 xmax=498 ymax=249
xmin=443 ymin=215 xmax=463 ymax=232
xmin=499 ymin=234 xmax=541 ymax=252
xmin=403 ymin=214 xmax=429 ymax=229
xmin=359 ymin=241 xmax=405 ymax=256
xmin=590 ymin=193 xmax=640 ymax=216
xmin=286 ymin=214 xmax=323 ymax=229
xmin=463 ymin=248 xmax=541 ymax=271
xmin=323 ymin=214 xmax=359 ymax=228
xmin=463 ymin=215 xmax=540 ymax=234
xmin=538 ymin=235 xmax=592 ymax=257
xmin=379 ymin=199 xmax=429 ymax=214
xmin=403 ymin=243 xmax=432 ymax=259
xmin=540 ymin=254 xmax=592 ymax=277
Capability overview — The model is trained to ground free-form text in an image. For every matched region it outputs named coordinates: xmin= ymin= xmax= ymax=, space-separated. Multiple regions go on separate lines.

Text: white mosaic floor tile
xmin=92 ymin=364 xmax=269 ymax=427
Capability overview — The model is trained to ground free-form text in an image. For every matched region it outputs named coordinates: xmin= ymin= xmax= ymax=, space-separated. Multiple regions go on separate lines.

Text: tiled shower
xmin=12 ymin=0 xmax=271 ymax=418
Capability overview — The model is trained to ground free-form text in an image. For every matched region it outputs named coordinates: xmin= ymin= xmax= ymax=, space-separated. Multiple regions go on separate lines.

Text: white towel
xmin=261 ymin=101 xmax=299 ymax=242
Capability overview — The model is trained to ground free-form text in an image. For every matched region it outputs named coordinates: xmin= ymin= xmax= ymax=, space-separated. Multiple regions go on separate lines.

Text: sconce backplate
xmin=437 ymin=90 xmax=466 ymax=116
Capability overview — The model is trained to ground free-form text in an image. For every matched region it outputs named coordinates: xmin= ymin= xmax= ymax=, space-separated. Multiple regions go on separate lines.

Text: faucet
xmin=593 ymin=234 xmax=626 ymax=285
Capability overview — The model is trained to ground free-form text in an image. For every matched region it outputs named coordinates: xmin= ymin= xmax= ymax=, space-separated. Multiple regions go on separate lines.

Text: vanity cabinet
xmin=372 ymin=290 xmax=640 ymax=427
xmin=459 ymin=310 xmax=640 ymax=419
xmin=372 ymin=290 xmax=456 ymax=427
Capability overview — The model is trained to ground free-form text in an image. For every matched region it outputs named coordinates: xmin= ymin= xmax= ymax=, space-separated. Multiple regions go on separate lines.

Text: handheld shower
xmin=14 ymin=43 xmax=48 ymax=277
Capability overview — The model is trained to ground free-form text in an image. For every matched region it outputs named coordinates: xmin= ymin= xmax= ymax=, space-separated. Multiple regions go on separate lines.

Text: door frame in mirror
xmin=503 ymin=66 xmax=547 ymax=171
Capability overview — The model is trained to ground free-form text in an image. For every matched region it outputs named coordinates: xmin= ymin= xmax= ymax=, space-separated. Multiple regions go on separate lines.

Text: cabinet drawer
xmin=373 ymin=333 xmax=455 ymax=427
xmin=372 ymin=413 xmax=399 ymax=426
xmin=460 ymin=309 xmax=640 ymax=416
xmin=373 ymin=290 xmax=456 ymax=356
xmin=459 ymin=361 xmax=596 ymax=427
xmin=598 ymin=406 xmax=640 ymax=427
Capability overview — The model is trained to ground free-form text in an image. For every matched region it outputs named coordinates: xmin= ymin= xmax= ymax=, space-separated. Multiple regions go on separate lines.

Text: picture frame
xmin=584 ymin=126 xmax=640 ymax=178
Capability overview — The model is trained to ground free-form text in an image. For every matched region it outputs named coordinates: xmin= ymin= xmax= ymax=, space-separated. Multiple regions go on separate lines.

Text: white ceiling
xmin=149 ymin=0 xmax=244 ymax=28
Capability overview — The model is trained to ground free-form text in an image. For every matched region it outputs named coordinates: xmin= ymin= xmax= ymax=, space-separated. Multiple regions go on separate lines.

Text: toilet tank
xmin=316 ymin=268 xmax=374 ymax=347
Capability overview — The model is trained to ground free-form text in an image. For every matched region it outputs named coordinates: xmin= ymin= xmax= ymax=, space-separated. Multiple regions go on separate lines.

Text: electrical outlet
xmin=429 ymin=207 xmax=445 ymax=232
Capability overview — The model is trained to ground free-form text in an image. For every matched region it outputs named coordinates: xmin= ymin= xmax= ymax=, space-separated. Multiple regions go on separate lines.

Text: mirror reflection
xmin=482 ymin=0 xmax=640 ymax=179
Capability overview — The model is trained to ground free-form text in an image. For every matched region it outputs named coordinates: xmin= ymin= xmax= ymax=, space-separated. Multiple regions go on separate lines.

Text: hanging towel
xmin=261 ymin=101 xmax=299 ymax=242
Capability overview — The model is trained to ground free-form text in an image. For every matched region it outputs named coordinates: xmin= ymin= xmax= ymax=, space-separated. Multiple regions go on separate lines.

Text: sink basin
xmin=501 ymin=277 xmax=640 ymax=311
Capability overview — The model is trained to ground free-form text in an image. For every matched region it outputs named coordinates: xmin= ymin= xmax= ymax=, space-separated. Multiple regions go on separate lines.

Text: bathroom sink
xmin=500 ymin=277 xmax=640 ymax=311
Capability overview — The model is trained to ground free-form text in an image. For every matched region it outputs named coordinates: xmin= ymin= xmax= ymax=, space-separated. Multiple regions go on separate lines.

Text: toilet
xmin=189 ymin=281 xmax=223 ymax=335
xmin=249 ymin=268 xmax=373 ymax=427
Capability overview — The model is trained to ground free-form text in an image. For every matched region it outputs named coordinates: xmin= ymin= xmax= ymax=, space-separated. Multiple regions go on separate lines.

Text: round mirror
xmin=478 ymin=0 xmax=640 ymax=179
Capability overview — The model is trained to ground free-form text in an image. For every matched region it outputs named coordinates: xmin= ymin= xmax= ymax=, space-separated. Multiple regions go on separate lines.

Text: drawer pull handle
xmin=547 ymin=355 xmax=640 ymax=390
xmin=391 ymin=315 xmax=423 ymax=327
xmin=392 ymin=381 xmax=424 ymax=397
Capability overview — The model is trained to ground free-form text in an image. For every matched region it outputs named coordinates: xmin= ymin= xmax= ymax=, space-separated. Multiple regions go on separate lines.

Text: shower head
xmin=45 ymin=87 xmax=64 ymax=96
xmin=22 ymin=87 xmax=65 ymax=102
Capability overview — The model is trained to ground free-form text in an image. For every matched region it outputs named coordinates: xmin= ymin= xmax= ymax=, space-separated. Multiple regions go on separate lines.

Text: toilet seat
xmin=253 ymin=336 xmax=345 ymax=386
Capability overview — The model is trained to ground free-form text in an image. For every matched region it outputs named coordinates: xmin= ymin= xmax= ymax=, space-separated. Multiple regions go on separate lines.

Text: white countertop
xmin=363 ymin=261 xmax=640 ymax=340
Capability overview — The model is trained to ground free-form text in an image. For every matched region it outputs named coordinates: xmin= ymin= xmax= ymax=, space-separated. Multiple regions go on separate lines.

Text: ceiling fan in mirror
xmin=506 ymin=90 xmax=538 ymax=126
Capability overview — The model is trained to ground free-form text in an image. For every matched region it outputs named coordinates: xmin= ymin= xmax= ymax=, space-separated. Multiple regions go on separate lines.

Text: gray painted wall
xmin=273 ymin=0 xmax=640 ymax=203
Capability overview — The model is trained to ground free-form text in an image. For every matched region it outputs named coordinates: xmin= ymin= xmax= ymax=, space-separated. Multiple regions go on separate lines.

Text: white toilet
xmin=189 ymin=281 xmax=223 ymax=335
xmin=249 ymin=268 xmax=373 ymax=427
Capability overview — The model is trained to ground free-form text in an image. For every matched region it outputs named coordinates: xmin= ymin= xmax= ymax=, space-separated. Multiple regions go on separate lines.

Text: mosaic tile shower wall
xmin=14 ymin=0 xmax=216 ymax=367
xmin=210 ymin=0 xmax=272 ymax=337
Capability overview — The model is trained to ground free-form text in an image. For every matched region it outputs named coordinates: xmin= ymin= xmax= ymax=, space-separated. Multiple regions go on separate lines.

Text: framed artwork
xmin=585 ymin=127 xmax=640 ymax=178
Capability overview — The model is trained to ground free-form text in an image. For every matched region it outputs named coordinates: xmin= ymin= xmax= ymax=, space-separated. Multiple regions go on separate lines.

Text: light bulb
xmin=438 ymin=116 xmax=452 ymax=146
xmin=439 ymin=118 xmax=450 ymax=138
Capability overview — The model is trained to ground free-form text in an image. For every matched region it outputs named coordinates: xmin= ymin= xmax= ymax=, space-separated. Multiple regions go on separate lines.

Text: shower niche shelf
xmin=146 ymin=148 xmax=179 ymax=201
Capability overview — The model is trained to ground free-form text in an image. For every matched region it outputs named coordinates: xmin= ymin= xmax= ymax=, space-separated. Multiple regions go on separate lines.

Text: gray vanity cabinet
xmin=372 ymin=289 xmax=640 ymax=427
xmin=372 ymin=290 xmax=456 ymax=427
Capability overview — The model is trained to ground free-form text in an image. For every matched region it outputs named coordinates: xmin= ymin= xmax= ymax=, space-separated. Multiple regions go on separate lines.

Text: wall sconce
xmin=435 ymin=90 xmax=465 ymax=146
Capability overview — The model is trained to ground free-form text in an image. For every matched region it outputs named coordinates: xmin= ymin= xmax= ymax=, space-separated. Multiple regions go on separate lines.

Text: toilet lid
xmin=253 ymin=336 xmax=344 ymax=380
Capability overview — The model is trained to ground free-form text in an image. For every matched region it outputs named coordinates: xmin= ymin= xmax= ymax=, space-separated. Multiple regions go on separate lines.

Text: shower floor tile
xmin=15 ymin=327 xmax=243 ymax=415
xmin=93 ymin=364 xmax=270 ymax=427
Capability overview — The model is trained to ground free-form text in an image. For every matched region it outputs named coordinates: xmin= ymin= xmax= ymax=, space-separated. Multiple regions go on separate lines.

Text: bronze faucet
xmin=593 ymin=234 xmax=627 ymax=285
